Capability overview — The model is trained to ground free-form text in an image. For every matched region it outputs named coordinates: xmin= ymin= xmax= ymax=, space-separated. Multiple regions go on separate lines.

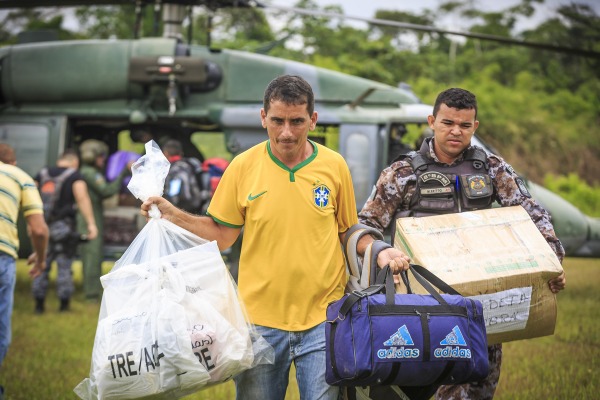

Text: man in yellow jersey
xmin=0 ymin=143 xmax=49 ymax=399
xmin=141 ymin=75 xmax=410 ymax=399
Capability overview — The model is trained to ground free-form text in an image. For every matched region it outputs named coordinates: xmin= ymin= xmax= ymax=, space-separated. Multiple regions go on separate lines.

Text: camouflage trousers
xmin=435 ymin=343 xmax=502 ymax=400
xmin=31 ymin=241 xmax=75 ymax=300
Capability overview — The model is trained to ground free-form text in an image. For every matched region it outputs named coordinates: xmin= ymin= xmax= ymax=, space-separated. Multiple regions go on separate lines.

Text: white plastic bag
xmin=165 ymin=244 xmax=255 ymax=383
xmin=87 ymin=264 xmax=211 ymax=399
xmin=75 ymin=140 xmax=273 ymax=400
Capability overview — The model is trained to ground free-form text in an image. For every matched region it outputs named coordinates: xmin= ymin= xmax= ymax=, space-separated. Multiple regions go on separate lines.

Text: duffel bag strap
xmin=374 ymin=265 xmax=396 ymax=305
xmin=376 ymin=265 xmax=450 ymax=306
xmin=409 ymin=264 xmax=462 ymax=296
xmin=368 ymin=240 xmax=393 ymax=283
xmin=399 ymin=269 xmax=413 ymax=294
xmin=337 ymin=282 xmax=386 ymax=316
xmin=343 ymin=223 xmax=386 ymax=291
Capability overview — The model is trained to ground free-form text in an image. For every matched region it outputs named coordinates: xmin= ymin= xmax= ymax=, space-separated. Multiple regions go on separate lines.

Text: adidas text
xmin=434 ymin=346 xmax=472 ymax=359
xmin=377 ymin=346 xmax=420 ymax=359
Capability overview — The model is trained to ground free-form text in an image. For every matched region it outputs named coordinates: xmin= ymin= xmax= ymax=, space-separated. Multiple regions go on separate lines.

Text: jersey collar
xmin=267 ymin=139 xmax=318 ymax=182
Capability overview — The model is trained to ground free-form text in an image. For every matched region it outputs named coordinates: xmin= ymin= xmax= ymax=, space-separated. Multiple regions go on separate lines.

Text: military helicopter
xmin=0 ymin=0 xmax=598 ymax=260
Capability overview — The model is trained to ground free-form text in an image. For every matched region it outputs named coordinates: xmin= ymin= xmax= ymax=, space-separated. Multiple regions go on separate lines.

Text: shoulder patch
xmin=515 ymin=177 xmax=531 ymax=198
xmin=391 ymin=159 xmax=412 ymax=170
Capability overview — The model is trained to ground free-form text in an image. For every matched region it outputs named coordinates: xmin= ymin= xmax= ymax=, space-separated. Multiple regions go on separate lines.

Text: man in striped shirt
xmin=0 ymin=143 xmax=49 ymax=399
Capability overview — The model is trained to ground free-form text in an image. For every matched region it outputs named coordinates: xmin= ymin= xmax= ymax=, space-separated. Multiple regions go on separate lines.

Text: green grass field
xmin=0 ymin=257 xmax=598 ymax=399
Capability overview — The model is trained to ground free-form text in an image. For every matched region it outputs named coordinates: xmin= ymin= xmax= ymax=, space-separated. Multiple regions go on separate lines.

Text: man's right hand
xmin=86 ymin=223 xmax=98 ymax=240
xmin=27 ymin=252 xmax=46 ymax=278
xmin=141 ymin=196 xmax=176 ymax=221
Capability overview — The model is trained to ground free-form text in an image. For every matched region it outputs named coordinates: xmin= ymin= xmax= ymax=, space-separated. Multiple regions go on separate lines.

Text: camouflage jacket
xmin=358 ymin=141 xmax=565 ymax=261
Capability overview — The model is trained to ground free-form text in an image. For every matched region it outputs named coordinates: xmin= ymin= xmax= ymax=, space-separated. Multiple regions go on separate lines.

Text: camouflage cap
xmin=80 ymin=139 xmax=108 ymax=165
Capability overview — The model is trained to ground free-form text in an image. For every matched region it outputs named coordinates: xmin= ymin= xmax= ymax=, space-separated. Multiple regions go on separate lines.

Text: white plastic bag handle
xmin=127 ymin=140 xmax=171 ymax=205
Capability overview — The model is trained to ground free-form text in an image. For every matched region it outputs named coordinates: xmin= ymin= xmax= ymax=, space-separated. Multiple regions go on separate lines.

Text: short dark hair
xmin=0 ymin=143 xmax=16 ymax=164
xmin=59 ymin=148 xmax=79 ymax=161
xmin=433 ymin=88 xmax=477 ymax=119
xmin=263 ymin=75 xmax=315 ymax=115
xmin=162 ymin=139 xmax=183 ymax=157
xmin=130 ymin=128 xmax=153 ymax=143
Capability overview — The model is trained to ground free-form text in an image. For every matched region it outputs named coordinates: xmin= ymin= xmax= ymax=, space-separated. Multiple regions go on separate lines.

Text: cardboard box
xmin=394 ymin=206 xmax=563 ymax=345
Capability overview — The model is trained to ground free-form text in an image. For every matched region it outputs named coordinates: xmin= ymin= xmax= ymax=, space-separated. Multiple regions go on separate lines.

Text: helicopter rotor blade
xmin=0 ymin=0 xmax=257 ymax=8
xmin=261 ymin=4 xmax=600 ymax=60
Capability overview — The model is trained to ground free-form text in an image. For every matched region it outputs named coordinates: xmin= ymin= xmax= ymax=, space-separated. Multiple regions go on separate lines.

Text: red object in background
xmin=202 ymin=157 xmax=229 ymax=194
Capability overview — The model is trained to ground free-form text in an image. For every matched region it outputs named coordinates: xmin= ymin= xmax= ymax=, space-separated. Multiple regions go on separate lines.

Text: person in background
xmin=0 ymin=146 xmax=17 ymax=167
xmin=129 ymin=128 xmax=156 ymax=147
xmin=140 ymin=75 xmax=410 ymax=400
xmin=32 ymin=149 xmax=98 ymax=313
xmin=358 ymin=87 xmax=566 ymax=400
xmin=0 ymin=143 xmax=48 ymax=400
xmin=130 ymin=128 xmax=205 ymax=163
xmin=77 ymin=139 xmax=131 ymax=302
xmin=162 ymin=138 xmax=206 ymax=214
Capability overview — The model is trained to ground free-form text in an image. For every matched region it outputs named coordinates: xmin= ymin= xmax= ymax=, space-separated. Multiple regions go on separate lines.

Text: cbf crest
xmin=313 ymin=184 xmax=331 ymax=208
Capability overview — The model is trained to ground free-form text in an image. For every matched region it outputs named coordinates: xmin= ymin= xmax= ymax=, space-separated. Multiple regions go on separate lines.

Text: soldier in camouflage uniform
xmin=358 ymin=88 xmax=566 ymax=400
xmin=77 ymin=140 xmax=131 ymax=302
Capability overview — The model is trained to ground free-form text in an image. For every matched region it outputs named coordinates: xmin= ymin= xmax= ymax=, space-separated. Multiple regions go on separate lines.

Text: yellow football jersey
xmin=208 ymin=140 xmax=358 ymax=331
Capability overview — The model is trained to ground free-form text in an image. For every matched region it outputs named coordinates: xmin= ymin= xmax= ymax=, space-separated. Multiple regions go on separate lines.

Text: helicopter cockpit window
xmin=345 ymin=132 xmax=371 ymax=207
xmin=309 ymin=125 xmax=339 ymax=150
xmin=339 ymin=125 xmax=378 ymax=210
xmin=191 ymin=132 xmax=232 ymax=161
xmin=0 ymin=123 xmax=49 ymax=177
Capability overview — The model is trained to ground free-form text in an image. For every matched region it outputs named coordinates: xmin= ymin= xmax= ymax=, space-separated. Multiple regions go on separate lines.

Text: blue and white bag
xmin=326 ymin=264 xmax=489 ymax=389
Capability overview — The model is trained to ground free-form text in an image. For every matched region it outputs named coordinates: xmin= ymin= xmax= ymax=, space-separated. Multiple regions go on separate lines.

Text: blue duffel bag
xmin=325 ymin=264 xmax=489 ymax=389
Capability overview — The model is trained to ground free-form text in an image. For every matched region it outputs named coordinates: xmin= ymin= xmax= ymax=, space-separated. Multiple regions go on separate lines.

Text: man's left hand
xmin=548 ymin=271 xmax=566 ymax=293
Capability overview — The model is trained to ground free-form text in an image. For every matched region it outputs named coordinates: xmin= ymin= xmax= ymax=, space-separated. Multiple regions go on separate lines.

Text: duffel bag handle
xmin=374 ymin=266 xmax=424 ymax=305
xmin=375 ymin=264 xmax=462 ymax=306
xmin=409 ymin=264 xmax=461 ymax=296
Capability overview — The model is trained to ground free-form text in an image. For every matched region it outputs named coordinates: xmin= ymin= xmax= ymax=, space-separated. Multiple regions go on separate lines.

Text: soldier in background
xmin=77 ymin=140 xmax=131 ymax=302
xmin=162 ymin=138 xmax=206 ymax=214
xmin=130 ymin=128 xmax=205 ymax=162
xmin=32 ymin=149 xmax=98 ymax=313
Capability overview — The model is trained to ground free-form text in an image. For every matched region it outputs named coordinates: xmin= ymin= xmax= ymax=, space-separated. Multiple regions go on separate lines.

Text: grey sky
xmin=266 ymin=0 xmax=600 ymax=33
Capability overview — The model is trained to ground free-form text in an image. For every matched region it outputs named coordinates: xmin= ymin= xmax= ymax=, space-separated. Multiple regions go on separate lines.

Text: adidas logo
xmin=383 ymin=325 xmax=414 ymax=346
xmin=441 ymin=326 xmax=467 ymax=346
xmin=434 ymin=325 xmax=472 ymax=359
xmin=377 ymin=325 xmax=420 ymax=359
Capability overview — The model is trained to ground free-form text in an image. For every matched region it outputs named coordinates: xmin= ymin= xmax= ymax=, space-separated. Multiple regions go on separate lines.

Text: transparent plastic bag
xmin=114 ymin=140 xmax=206 ymax=268
xmin=75 ymin=140 xmax=273 ymax=400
